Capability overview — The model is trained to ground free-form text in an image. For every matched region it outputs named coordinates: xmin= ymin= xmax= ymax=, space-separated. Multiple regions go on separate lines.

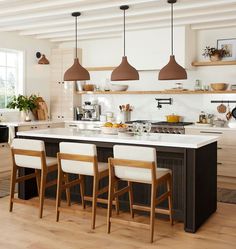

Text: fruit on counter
xmin=103 ymin=122 xmax=127 ymax=128
xmin=104 ymin=122 xmax=113 ymax=127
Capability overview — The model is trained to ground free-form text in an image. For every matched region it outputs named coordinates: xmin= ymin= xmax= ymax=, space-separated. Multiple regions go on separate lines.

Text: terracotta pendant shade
xmin=64 ymin=12 xmax=90 ymax=81
xmin=38 ymin=54 xmax=49 ymax=65
xmin=64 ymin=58 xmax=90 ymax=81
xmin=111 ymin=5 xmax=139 ymax=81
xmin=158 ymin=0 xmax=187 ymax=80
xmin=111 ymin=56 xmax=139 ymax=81
xmin=159 ymin=55 xmax=187 ymax=80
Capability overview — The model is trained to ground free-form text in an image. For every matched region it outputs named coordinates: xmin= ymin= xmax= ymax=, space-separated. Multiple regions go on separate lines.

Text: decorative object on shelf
xmin=194 ymin=79 xmax=202 ymax=91
xmin=217 ymin=38 xmax=236 ymax=61
xmin=36 ymin=52 xmax=49 ymax=64
xmin=7 ymin=94 xmax=38 ymax=122
xmin=83 ymin=84 xmax=94 ymax=91
xmin=210 ymin=83 xmax=229 ymax=91
xmin=111 ymin=5 xmax=139 ymax=81
xmin=64 ymin=12 xmax=90 ymax=81
xmin=155 ymin=98 xmax=172 ymax=109
xmin=202 ymin=46 xmax=227 ymax=62
xmin=159 ymin=0 xmax=187 ymax=81
xmin=110 ymin=84 xmax=128 ymax=91
xmin=231 ymin=84 xmax=236 ymax=91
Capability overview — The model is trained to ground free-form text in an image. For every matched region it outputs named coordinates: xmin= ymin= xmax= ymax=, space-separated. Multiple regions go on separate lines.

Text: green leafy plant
xmin=202 ymin=46 xmax=227 ymax=58
xmin=7 ymin=94 xmax=38 ymax=111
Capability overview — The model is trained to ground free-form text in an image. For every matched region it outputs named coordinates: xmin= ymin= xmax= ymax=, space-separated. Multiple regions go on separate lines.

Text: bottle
xmin=194 ymin=80 xmax=202 ymax=91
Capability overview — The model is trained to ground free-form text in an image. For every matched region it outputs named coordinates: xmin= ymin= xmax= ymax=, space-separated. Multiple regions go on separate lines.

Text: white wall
xmin=0 ymin=31 xmax=54 ymax=121
xmin=59 ymin=26 xmax=236 ymax=122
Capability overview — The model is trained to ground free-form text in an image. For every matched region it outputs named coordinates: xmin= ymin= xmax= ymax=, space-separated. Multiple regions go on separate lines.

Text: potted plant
xmin=202 ymin=46 xmax=227 ymax=62
xmin=7 ymin=94 xmax=38 ymax=122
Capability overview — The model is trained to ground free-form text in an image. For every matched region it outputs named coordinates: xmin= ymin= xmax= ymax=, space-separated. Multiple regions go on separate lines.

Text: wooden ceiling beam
xmin=19 ymin=5 xmax=236 ymax=36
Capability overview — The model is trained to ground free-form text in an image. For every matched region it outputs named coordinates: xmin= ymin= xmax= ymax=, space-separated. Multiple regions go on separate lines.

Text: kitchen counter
xmin=186 ymin=125 xmax=236 ymax=131
xmin=17 ymin=127 xmax=217 ymax=234
xmin=0 ymin=120 xmax=63 ymax=127
xmin=17 ymin=128 xmax=218 ymax=149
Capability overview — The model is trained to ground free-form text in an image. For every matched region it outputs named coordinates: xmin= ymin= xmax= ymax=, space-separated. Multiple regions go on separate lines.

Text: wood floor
xmin=0 ymin=197 xmax=235 ymax=249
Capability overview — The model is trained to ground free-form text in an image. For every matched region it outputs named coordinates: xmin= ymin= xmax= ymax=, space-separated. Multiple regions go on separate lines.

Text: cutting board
xmin=35 ymin=97 xmax=49 ymax=120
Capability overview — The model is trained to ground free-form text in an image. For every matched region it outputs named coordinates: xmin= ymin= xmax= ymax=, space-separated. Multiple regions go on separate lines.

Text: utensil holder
xmin=117 ymin=111 xmax=131 ymax=123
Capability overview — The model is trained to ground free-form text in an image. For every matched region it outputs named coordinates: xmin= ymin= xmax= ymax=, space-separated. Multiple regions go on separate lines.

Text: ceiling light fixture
xmin=64 ymin=12 xmax=90 ymax=81
xmin=111 ymin=5 xmax=139 ymax=81
xmin=158 ymin=0 xmax=187 ymax=80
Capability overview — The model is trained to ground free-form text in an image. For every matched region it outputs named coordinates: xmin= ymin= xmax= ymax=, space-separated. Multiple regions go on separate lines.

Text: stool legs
xmin=9 ymin=165 xmax=17 ymax=212
xmin=167 ymin=174 xmax=173 ymax=225
xmin=79 ymin=175 xmax=86 ymax=209
xmin=39 ymin=170 xmax=47 ymax=218
xmin=150 ymin=183 xmax=157 ymax=243
xmin=128 ymin=181 xmax=134 ymax=218
xmin=107 ymin=178 xmax=115 ymax=234
xmin=92 ymin=176 xmax=99 ymax=229
xmin=64 ymin=173 xmax=71 ymax=206
xmin=56 ymin=169 xmax=63 ymax=222
xmin=35 ymin=169 xmax=41 ymax=195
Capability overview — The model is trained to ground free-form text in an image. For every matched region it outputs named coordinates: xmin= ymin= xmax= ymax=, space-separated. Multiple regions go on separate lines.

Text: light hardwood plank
xmin=0 ymin=197 xmax=235 ymax=249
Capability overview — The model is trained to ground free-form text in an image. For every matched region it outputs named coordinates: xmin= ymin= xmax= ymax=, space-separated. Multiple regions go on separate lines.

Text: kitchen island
xmin=17 ymin=128 xmax=218 ymax=233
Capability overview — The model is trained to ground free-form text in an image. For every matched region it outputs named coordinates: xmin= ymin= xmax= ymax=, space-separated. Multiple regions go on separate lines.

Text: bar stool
xmin=9 ymin=138 xmax=68 ymax=218
xmin=56 ymin=142 xmax=118 ymax=229
xmin=107 ymin=145 xmax=173 ymax=243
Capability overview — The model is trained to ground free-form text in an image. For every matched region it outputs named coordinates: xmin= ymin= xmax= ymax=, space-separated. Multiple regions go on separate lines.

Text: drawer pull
xmin=217 ymin=162 xmax=223 ymax=165
xmin=200 ymin=131 xmax=223 ymax=134
xmin=217 ymin=147 xmax=222 ymax=150
xmin=69 ymin=125 xmax=77 ymax=127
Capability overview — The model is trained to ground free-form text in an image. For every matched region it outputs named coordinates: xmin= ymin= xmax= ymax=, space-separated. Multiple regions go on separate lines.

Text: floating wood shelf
xmin=192 ymin=61 xmax=236 ymax=67
xmin=77 ymin=90 xmax=236 ymax=95
xmin=86 ymin=66 xmax=115 ymax=71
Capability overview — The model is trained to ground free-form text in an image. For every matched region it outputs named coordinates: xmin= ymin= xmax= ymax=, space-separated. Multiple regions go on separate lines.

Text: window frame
xmin=0 ymin=48 xmax=24 ymax=111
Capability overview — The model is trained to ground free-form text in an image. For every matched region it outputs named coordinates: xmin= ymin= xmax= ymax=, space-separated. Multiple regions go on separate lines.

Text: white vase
xmin=20 ymin=110 xmax=31 ymax=122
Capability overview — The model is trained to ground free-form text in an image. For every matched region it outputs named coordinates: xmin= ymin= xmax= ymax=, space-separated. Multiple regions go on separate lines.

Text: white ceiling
xmin=1 ymin=0 xmax=236 ymax=43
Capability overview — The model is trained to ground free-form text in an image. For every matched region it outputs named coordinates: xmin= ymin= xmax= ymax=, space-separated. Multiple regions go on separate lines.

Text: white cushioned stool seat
xmin=59 ymin=142 xmax=108 ymax=176
xmin=12 ymin=138 xmax=56 ymax=169
xmin=113 ymin=145 xmax=171 ymax=183
xmin=46 ymin=157 xmax=58 ymax=167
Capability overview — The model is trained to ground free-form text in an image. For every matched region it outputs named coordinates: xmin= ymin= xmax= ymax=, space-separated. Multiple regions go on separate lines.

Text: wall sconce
xmin=36 ymin=52 xmax=50 ymax=65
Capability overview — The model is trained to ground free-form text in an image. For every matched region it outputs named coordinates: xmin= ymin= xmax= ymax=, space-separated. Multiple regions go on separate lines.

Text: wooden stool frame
xmin=107 ymin=158 xmax=173 ymax=243
xmin=9 ymin=148 xmax=67 ymax=218
xmin=56 ymin=152 xmax=119 ymax=229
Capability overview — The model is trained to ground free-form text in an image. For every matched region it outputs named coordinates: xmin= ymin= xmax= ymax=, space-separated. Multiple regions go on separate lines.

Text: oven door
xmin=0 ymin=125 xmax=9 ymax=143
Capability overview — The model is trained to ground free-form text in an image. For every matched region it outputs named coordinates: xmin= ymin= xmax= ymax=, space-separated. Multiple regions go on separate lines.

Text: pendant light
xmin=158 ymin=0 xmax=187 ymax=80
xmin=64 ymin=12 xmax=90 ymax=81
xmin=111 ymin=5 xmax=139 ymax=81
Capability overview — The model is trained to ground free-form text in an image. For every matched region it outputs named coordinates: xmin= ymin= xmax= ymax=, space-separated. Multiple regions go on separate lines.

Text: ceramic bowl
xmin=110 ymin=84 xmax=128 ymax=91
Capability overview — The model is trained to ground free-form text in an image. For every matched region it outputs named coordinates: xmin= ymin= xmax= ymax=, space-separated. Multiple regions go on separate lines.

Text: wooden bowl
xmin=210 ymin=83 xmax=229 ymax=91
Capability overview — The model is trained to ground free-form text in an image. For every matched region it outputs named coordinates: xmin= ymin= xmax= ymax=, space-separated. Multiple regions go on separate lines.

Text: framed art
xmin=217 ymin=38 xmax=236 ymax=60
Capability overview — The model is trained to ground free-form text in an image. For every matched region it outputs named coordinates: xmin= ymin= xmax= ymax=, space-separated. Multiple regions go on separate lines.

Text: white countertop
xmin=185 ymin=125 xmax=236 ymax=131
xmin=0 ymin=120 xmax=63 ymax=127
xmin=17 ymin=128 xmax=218 ymax=149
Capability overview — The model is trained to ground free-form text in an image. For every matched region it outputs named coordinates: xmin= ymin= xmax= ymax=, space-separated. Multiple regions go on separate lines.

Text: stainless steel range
xmin=125 ymin=120 xmax=193 ymax=134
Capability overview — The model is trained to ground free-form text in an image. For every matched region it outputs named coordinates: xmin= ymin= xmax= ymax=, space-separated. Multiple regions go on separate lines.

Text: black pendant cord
xmin=75 ymin=15 xmax=78 ymax=58
xmin=123 ymin=8 xmax=126 ymax=57
xmin=171 ymin=2 xmax=174 ymax=56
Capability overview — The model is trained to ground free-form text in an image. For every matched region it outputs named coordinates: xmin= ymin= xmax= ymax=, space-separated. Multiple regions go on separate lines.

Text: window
xmin=0 ymin=49 xmax=23 ymax=109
